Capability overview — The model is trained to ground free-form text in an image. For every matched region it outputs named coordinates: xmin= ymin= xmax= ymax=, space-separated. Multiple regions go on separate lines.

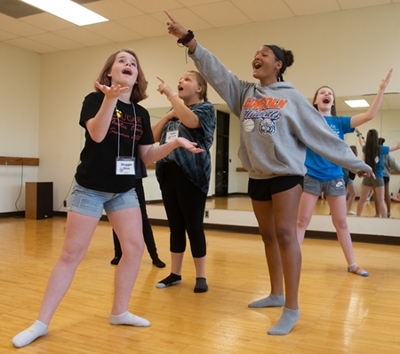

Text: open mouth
xmin=253 ymin=62 xmax=262 ymax=69
xmin=323 ymin=98 xmax=330 ymax=104
xmin=122 ymin=68 xmax=132 ymax=75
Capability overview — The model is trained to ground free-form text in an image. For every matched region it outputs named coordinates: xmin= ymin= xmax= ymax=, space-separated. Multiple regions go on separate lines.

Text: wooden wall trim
xmin=0 ymin=156 xmax=39 ymax=166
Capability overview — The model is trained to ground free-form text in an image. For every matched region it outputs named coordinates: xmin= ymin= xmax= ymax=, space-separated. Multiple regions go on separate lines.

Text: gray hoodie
xmin=190 ymin=44 xmax=372 ymax=179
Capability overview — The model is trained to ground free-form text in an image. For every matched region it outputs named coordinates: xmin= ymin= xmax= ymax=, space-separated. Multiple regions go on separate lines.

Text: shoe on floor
xmin=152 ymin=258 xmax=166 ymax=268
xmin=110 ymin=256 xmax=121 ymax=265
xmin=347 ymin=210 xmax=356 ymax=215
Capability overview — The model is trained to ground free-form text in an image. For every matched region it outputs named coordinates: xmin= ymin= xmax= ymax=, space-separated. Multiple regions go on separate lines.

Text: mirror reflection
xmin=148 ymin=93 xmax=400 ymax=219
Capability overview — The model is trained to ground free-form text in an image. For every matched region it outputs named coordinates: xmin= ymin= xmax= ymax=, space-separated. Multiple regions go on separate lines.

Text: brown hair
xmin=312 ymin=86 xmax=337 ymax=116
xmin=365 ymin=129 xmax=379 ymax=172
xmin=95 ymin=49 xmax=148 ymax=103
xmin=188 ymin=70 xmax=208 ymax=102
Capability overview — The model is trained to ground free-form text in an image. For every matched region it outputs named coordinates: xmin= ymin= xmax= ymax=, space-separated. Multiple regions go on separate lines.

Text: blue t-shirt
xmin=305 ymin=116 xmax=354 ymax=181
xmin=362 ymin=145 xmax=390 ymax=178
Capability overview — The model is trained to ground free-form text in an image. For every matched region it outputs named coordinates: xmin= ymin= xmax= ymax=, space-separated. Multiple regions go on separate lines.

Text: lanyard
xmin=116 ymin=102 xmax=136 ymax=158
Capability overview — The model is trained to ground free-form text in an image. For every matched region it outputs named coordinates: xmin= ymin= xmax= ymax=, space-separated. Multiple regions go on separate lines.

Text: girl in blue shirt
xmin=357 ymin=129 xmax=400 ymax=217
xmin=297 ymin=71 xmax=392 ymax=278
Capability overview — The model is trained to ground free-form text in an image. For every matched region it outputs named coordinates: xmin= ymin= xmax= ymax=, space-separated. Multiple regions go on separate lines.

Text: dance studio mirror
xmin=147 ymin=92 xmax=400 ymax=219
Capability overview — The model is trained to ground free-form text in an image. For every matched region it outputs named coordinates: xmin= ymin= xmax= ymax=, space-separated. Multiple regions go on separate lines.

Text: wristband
xmin=167 ymin=93 xmax=178 ymax=101
xmin=357 ymin=133 xmax=362 ymax=137
xmin=177 ymin=30 xmax=194 ymax=46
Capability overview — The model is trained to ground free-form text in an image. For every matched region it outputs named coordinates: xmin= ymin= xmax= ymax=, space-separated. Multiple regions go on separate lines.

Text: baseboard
xmin=0 ymin=211 xmax=25 ymax=219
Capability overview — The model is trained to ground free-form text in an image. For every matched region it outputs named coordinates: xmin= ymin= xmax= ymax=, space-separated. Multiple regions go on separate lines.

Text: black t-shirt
xmin=75 ymin=92 xmax=154 ymax=193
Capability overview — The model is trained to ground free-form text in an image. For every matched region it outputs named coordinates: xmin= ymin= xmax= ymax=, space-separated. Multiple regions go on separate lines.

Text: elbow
xmin=91 ymin=134 xmax=104 ymax=143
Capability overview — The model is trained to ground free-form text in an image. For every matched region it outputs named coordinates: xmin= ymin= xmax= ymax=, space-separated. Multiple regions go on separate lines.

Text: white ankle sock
xmin=110 ymin=311 xmax=150 ymax=327
xmin=12 ymin=320 xmax=48 ymax=348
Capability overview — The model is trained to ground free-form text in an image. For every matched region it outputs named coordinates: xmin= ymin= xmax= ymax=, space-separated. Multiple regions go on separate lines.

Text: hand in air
xmin=95 ymin=81 xmax=129 ymax=98
xmin=156 ymin=76 xmax=175 ymax=99
xmin=164 ymin=9 xmax=187 ymax=38
xmin=177 ymin=137 xmax=204 ymax=153
xmin=379 ymin=68 xmax=393 ymax=91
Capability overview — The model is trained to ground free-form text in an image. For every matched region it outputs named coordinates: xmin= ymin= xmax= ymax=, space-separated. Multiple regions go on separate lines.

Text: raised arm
xmin=156 ymin=76 xmax=200 ymax=129
xmin=350 ymin=69 xmax=393 ymax=128
xmin=389 ymin=141 xmax=400 ymax=152
xmin=355 ymin=128 xmax=365 ymax=147
xmin=164 ymin=10 xmax=197 ymax=54
xmin=387 ymin=154 xmax=400 ymax=173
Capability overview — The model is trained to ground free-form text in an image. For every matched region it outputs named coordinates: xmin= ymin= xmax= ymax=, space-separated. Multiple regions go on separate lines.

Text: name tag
xmin=116 ymin=157 xmax=135 ymax=175
xmin=166 ymin=130 xmax=179 ymax=142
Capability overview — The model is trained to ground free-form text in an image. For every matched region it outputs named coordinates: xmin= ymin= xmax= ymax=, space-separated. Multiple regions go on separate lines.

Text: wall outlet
xmin=63 ymin=200 xmax=67 ymax=207
xmin=205 ymin=210 xmax=209 ymax=218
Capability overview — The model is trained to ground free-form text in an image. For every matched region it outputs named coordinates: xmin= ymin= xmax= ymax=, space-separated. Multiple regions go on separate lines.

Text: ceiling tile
xmin=83 ymin=0 xmax=143 ymax=19
xmin=175 ymin=0 xmax=224 ymax=6
xmin=4 ymin=37 xmax=57 ymax=53
xmin=117 ymin=14 xmax=166 ymax=37
xmin=19 ymin=13 xmax=75 ymax=32
xmin=86 ymin=21 xmax=143 ymax=42
xmin=0 ymin=0 xmax=398 ymax=54
xmin=26 ymin=32 xmax=85 ymax=51
xmin=124 ymin=0 xmax=183 ymax=13
xmin=55 ymin=27 xmax=113 ymax=47
xmin=284 ymin=0 xmax=340 ymax=16
xmin=0 ymin=12 xmax=45 ymax=36
xmin=232 ymin=0 xmax=294 ymax=22
xmin=191 ymin=1 xmax=252 ymax=28
xmin=0 ymin=28 xmax=17 ymax=41
xmin=151 ymin=9 xmax=213 ymax=31
xmin=338 ymin=0 xmax=391 ymax=10
xmin=0 ymin=0 xmax=42 ymax=18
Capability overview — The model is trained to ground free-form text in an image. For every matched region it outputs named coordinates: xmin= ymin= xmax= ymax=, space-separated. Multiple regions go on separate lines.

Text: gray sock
xmin=267 ymin=307 xmax=300 ymax=335
xmin=248 ymin=294 xmax=285 ymax=308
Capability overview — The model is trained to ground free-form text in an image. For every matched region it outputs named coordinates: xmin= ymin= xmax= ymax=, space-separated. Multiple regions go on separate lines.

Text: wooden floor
xmin=1 ymin=216 xmax=400 ymax=353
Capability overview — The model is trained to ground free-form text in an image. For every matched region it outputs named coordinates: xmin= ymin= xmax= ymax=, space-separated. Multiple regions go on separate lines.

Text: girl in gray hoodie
xmin=163 ymin=10 xmax=373 ymax=336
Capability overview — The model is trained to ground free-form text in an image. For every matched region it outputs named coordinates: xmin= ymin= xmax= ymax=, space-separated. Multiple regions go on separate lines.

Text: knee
xmin=296 ymin=215 xmax=309 ymax=231
xmin=123 ymin=236 xmax=145 ymax=257
xmin=59 ymin=248 xmax=85 ymax=265
xmin=276 ymin=228 xmax=296 ymax=247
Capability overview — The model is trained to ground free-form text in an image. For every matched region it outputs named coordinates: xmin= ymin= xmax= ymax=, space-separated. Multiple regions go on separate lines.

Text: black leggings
xmin=161 ymin=162 xmax=207 ymax=258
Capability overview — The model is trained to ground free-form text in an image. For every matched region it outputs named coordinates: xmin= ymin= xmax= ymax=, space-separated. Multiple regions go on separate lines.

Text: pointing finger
xmin=156 ymin=76 xmax=165 ymax=83
xmin=164 ymin=9 xmax=175 ymax=22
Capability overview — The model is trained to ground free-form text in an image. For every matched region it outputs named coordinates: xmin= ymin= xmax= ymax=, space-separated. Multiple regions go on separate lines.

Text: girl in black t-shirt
xmin=12 ymin=49 xmax=204 ymax=348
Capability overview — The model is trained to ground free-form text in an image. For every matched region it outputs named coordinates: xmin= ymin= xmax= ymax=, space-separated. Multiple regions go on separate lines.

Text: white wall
xmin=1 ymin=3 xmax=400 ymax=230
xmin=0 ymin=43 xmax=41 ymax=213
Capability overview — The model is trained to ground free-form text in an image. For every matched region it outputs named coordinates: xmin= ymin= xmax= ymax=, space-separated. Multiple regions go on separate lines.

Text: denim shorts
xmin=303 ymin=175 xmax=346 ymax=197
xmin=69 ymin=182 xmax=139 ymax=218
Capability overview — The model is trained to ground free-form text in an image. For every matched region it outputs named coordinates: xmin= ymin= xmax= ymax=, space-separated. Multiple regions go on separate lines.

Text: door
xmin=215 ymin=110 xmax=230 ymax=196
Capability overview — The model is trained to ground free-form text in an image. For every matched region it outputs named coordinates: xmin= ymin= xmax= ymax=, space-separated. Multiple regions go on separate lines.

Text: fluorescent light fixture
xmin=21 ymin=0 xmax=108 ymax=26
xmin=344 ymin=99 xmax=370 ymax=108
